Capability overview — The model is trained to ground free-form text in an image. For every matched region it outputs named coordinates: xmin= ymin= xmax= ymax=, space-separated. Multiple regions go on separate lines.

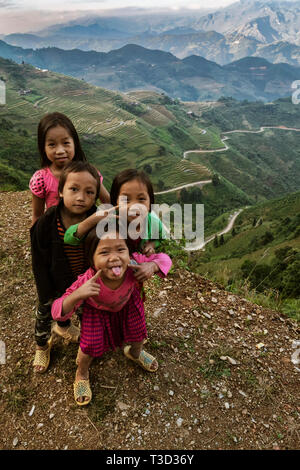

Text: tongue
xmin=112 ymin=267 xmax=121 ymax=276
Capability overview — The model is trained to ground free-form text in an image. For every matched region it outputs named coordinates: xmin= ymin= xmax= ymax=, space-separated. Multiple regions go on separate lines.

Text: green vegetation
xmin=190 ymin=190 xmax=300 ymax=321
xmin=0 ymin=58 xmax=300 ymax=317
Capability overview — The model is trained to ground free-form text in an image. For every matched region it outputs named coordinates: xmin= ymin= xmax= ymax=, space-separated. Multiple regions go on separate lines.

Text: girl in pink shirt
xmin=29 ymin=112 xmax=110 ymax=225
xmin=51 ymin=226 xmax=172 ymax=406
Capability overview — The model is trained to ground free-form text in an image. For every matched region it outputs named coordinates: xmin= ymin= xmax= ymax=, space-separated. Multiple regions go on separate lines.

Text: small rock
xmin=176 ymin=418 xmax=183 ymax=427
xmin=154 ymin=385 xmax=159 ymax=391
xmin=169 ymin=390 xmax=174 ymax=396
xmin=13 ymin=437 xmax=18 ymax=447
xmin=227 ymin=357 xmax=238 ymax=365
xmin=224 ymin=402 xmax=230 ymax=409
xmin=202 ymin=312 xmax=211 ymax=320
xmin=117 ymin=401 xmax=130 ymax=411
xmin=153 ymin=308 xmax=163 ymax=318
xmin=29 ymin=405 xmax=35 ymax=416
xmin=37 ymin=423 xmax=44 ymax=429
xmin=49 ymin=413 xmax=55 ymax=419
xmin=211 ymin=297 xmax=218 ymax=304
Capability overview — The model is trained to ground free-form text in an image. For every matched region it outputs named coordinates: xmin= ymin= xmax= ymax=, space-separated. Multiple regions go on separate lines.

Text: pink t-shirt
xmin=29 ymin=167 xmax=104 ymax=209
xmin=51 ymin=252 xmax=172 ymax=320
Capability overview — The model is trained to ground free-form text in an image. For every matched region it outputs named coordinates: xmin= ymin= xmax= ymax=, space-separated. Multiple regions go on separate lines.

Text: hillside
xmin=0 ymin=190 xmax=299 ymax=451
xmin=2 ymin=58 xmax=300 ymax=236
xmin=190 ymin=190 xmax=300 ymax=320
xmin=0 ymin=56 xmax=213 ymax=193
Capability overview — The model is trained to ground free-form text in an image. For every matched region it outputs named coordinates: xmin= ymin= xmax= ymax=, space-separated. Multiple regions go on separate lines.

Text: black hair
xmin=37 ymin=112 xmax=86 ymax=167
xmin=110 ymin=169 xmax=154 ymax=207
xmin=84 ymin=220 xmax=131 ymax=268
xmin=58 ymin=161 xmax=100 ymax=201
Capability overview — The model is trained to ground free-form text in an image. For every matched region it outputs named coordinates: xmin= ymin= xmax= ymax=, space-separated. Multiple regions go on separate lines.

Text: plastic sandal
xmin=123 ymin=345 xmax=158 ymax=373
xmin=73 ymin=379 xmax=92 ymax=406
xmin=33 ymin=336 xmax=53 ymax=373
xmin=52 ymin=323 xmax=80 ymax=344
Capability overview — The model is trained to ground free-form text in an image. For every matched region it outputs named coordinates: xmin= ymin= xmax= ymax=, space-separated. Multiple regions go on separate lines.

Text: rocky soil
xmin=0 ymin=191 xmax=299 ymax=450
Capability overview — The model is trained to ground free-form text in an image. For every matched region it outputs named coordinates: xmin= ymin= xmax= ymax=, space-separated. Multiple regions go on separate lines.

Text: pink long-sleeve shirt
xmin=51 ymin=252 xmax=172 ymax=320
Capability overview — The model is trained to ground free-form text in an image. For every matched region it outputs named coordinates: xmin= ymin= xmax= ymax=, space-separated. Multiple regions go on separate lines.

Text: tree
xmin=143 ymin=164 xmax=152 ymax=174
xmin=219 ymin=234 xmax=225 ymax=245
xmin=231 ymin=228 xmax=236 ymax=237
xmin=213 ymin=235 xmax=219 ymax=248
xmin=157 ymin=180 xmax=165 ymax=191
xmin=212 ymin=174 xmax=220 ymax=186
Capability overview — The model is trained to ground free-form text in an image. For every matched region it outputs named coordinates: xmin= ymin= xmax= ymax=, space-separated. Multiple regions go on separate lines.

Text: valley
xmin=0 ymin=56 xmax=300 ymax=315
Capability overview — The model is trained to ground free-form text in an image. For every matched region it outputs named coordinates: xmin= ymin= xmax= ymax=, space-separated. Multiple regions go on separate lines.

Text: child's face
xmin=45 ymin=125 xmax=75 ymax=169
xmin=93 ymin=235 xmax=130 ymax=283
xmin=117 ymin=179 xmax=151 ymax=223
xmin=59 ymin=171 xmax=97 ymax=215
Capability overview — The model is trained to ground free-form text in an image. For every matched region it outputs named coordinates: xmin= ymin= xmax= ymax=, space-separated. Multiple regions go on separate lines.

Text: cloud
xmin=0 ymin=0 xmax=15 ymax=7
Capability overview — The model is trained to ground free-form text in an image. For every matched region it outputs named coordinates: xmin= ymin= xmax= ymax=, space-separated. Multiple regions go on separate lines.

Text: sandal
xmin=124 ymin=345 xmax=158 ymax=373
xmin=52 ymin=323 xmax=80 ymax=344
xmin=33 ymin=336 xmax=53 ymax=373
xmin=73 ymin=379 xmax=92 ymax=406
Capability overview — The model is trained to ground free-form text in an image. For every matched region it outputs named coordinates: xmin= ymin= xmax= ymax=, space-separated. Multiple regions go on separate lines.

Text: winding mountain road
xmin=155 ymin=125 xmax=300 ymax=250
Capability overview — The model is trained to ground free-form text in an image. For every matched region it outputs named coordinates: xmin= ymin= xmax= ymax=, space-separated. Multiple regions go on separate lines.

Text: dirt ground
xmin=0 ymin=191 xmax=299 ymax=450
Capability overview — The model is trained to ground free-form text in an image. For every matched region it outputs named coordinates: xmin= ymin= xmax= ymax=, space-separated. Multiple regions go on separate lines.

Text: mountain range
xmin=5 ymin=1 xmax=300 ymax=67
xmin=1 ymin=39 xmax=299 ymax=102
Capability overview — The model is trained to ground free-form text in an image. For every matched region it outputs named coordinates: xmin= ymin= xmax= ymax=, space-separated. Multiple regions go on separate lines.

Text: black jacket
xmin=30 ymin=201 xmax=96 ymax=305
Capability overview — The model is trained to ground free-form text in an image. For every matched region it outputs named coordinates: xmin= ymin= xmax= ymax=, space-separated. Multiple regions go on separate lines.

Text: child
xmin=31 ymin=160 xmax=108 ymax=373
xmin=64 ymin=168 xmax=166 ymax=257
xmin=51 ymin=226 xmax=172 ymax=406
xmin=29 ymin=112 xmax=110 ymax=225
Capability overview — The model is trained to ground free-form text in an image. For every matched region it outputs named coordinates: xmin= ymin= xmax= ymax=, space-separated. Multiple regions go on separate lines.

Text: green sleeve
xmin=140 ymin=212 xmax=167 ymax=249
xmin=64 ymin=224 xmax=82 ymax=246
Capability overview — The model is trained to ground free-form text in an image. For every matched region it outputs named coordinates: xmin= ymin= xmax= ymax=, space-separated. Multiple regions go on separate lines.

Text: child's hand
xmin=75 ymin=269 xmax=102 ymax=301
xmin=61 ymin=270 xmax=102 ymax=316
xmin=128 ymin=262 xmax=158 ymax=282
xmin=142 ymin=241 xmax=156 ymax=257
xmin=96 ymin=205 xmax=119 ymax=220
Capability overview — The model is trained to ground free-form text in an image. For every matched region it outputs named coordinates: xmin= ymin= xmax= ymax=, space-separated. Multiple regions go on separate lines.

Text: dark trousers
xmin=35 ymin=302 xmax=71 ymax=347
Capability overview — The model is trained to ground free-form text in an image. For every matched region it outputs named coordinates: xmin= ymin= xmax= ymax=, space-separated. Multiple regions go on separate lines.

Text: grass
xmin=198 ymin=345 xmax=234 ymax=380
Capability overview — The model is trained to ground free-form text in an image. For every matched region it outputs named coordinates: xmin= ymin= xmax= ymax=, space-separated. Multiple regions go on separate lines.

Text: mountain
xmin=231 ymin=16 xmax=281 ymax=43
xmin=1 ymin=40 xmax=299 ymax=102
xmin=5 ymin=1 xmax=300 ymax=67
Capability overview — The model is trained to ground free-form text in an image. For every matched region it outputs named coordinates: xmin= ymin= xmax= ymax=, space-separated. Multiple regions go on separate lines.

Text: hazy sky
xmin=0 ymin=0 xmax=238 ymax=34
xmin=1 ymin=0 xmax=236 ymax=11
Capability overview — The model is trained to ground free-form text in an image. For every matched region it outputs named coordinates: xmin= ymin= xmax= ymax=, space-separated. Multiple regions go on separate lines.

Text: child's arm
xmin=52 ymin=270 xmax=102 ymax=320
xmin=31 ymin=194 xmax=45 ymax=226
xmin=64 ymin=205 xmax=119 ymax=245
xmin=141 ymin=212 xmax=167 ymax=255
xmin=128 ymin=252 xmax=172 ymax=282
